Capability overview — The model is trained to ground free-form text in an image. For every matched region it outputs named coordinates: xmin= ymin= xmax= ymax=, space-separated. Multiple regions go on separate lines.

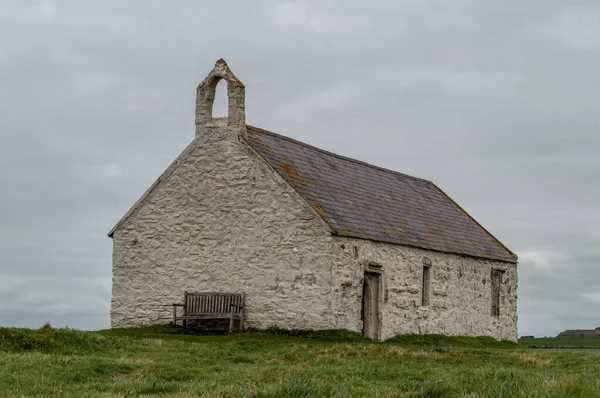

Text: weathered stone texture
xmin=195 ymin=58 xmax=246 ymax=136
xmin=331 ymin=237 xmax=518 ymax=341
xmin=110 ymin=125 xmax=334 ymax=329
xmin=110 ymin=59 xmax=518 ymax=341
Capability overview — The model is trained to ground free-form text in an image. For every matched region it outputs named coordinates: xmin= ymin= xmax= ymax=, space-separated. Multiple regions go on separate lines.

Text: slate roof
xmin=246 ymin=125 xmax=517 ymax=264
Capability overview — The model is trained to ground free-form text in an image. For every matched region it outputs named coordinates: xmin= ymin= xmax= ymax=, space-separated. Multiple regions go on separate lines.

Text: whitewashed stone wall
xmin=330 ymin=237 xmax=518 ymax=341
xmin=110 ymin=126 xmax=335 ymax=330
xmin=111 ymin=60 xmax=518 ymax=340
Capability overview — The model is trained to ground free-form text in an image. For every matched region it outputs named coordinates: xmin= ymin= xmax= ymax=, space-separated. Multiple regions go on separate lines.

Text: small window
xmin=422 ymin=266 xmax=431 ymax=306
xmin=491 ymin=269 xmax=504 ymax=317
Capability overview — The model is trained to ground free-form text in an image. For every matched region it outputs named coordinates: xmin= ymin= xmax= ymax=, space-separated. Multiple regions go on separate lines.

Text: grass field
xmin=2 ymin=325 xmax=600 ymax=397
xmin=519 ymin=337 xmax=600 ymax=348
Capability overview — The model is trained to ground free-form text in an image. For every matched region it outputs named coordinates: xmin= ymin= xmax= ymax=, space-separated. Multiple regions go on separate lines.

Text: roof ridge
xmin=246 ymin=125 xmax=432 ymax=184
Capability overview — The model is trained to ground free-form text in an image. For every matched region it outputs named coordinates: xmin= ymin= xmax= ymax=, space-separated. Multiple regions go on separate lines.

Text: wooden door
xmin=362 ymin=272 xmax=381 ymax=339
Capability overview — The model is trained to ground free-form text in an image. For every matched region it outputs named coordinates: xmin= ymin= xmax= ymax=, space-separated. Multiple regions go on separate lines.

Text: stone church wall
xmin=110 ymin=132 xmax=335 ymax=329
xmin=330 ymin=237 xmax=518 ymax=341
xmin=110 ymin=60 xmax=335 ymax=329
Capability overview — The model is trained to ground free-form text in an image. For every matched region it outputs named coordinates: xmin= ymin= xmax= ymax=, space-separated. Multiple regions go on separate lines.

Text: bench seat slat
xmin=186 ymin=292 xmax=242 ymax=297
xmin=181 ymin=314 xmax=242 ymax=320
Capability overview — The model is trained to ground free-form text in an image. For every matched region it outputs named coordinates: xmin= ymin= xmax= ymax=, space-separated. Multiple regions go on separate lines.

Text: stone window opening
xmin=491 ymin=269 xmax=504 ymax=317
xmin=421 ymin=265 xmax=431 ymax=306
xmin=212 ymin=78 xmax=228 ymax=118
xmin=195 ymin=59 xmax=246 ymax=135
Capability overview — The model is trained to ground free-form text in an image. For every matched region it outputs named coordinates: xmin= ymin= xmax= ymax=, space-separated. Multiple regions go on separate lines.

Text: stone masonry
xmin=109 ymin=59 xmax=518 ymax=341
xmin=110 ymin=60 xmax=335 ymax=330
xmin=330 ymin=237 xmax=518 ymax=341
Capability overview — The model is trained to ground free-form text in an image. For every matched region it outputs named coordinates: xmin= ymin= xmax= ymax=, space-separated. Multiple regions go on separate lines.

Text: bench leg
xmin=229 ymin=314 xmax=234 ymax=333
xmin=183 ymin=319 xmax=187 ymax=329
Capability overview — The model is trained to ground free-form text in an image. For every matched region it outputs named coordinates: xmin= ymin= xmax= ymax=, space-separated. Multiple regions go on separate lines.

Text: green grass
xmin=519 ymin=337 xmax=600 ymax=348
xmin=1 ymin=324 xmax=600 ymax=397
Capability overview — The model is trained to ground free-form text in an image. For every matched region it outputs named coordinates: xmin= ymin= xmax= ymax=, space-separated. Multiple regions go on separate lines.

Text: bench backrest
xmin=184 ymin=292 xmax=244 ymax=315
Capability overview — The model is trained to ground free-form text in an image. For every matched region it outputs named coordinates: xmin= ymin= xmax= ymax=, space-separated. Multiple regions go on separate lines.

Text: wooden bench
xmin=172 ymin=292 xmax=245 ymax=332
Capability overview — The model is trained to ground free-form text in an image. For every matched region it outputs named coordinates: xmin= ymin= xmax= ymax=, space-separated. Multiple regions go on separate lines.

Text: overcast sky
xmin=1 ymin=0 xmax=599 ymax=337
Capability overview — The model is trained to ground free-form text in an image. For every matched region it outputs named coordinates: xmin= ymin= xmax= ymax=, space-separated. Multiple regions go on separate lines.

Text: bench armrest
xmin=172 ymin=303 xmax=184 ymax=307
xmin=230 ymin=304 xmax=244 ymax=309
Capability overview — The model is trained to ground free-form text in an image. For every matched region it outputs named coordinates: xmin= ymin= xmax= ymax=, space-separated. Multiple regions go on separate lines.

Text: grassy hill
xmin=519 ymin=337 xmax=600 ymax=348
xmin=1 ymin=325 xmax=600 ymax=397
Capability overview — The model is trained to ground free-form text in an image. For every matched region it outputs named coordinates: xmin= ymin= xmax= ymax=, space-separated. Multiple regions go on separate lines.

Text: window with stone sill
xmin=491 ymin=269 xmax=504 ymax=317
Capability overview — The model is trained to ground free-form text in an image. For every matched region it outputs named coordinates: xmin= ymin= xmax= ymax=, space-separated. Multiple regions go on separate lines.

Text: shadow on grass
xmin=386 ymin=334 xmax=518 ymax=348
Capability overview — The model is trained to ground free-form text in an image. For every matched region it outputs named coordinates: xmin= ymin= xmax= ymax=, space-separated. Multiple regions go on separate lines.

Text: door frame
xmin=361 ymin=267 xmax=384 ymax=340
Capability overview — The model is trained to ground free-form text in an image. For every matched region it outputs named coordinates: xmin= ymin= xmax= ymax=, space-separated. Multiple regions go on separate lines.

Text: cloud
xmin=518 ymin=252 xmax=554 ymax=271
xmin=581 ymin=293 xmax=600 ymax=305
xmin=517 ymin=232 xmax=600 ymax=335
xmin=264 ymin=2 xmax=371 ymax=35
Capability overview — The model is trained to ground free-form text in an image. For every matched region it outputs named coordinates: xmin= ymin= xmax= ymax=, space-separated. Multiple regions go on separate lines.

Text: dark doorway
xmin=362 ymin=272 xmax=381 ymax=339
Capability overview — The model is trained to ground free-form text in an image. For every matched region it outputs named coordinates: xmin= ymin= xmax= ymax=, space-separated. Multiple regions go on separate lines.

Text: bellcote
xmin=195 ymin=59 xmax=246 ymax=139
